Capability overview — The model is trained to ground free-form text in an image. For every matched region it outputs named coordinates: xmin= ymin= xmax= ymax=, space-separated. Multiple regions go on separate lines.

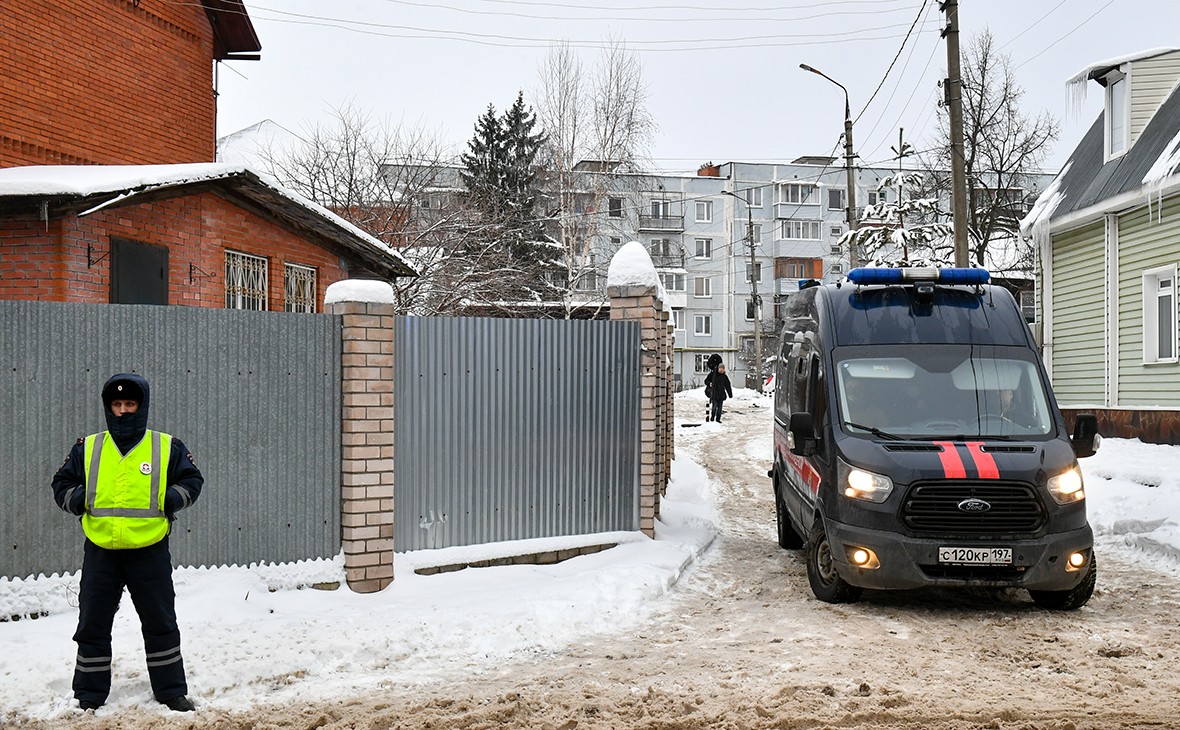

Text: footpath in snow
xmin=3 ymin=388 xmax=1180 ymax=721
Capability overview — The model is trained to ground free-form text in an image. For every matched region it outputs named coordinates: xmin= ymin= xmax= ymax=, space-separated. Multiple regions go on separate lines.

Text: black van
xmin=769 ymin=268 xmax=1101 ymax=609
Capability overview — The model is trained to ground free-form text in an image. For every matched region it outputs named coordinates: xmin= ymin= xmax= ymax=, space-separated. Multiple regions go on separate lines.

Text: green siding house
xmin=1024 ymin=48 xmax=1180 ymax=442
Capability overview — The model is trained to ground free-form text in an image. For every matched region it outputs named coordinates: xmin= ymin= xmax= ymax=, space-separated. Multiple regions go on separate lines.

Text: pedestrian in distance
xmin=51 ymin=373 xmax=203 ymax=713
xmin=703 ymin=353 xmax=723 ymax=419
xmin=704 ymin=363 xmax=733 ymax=422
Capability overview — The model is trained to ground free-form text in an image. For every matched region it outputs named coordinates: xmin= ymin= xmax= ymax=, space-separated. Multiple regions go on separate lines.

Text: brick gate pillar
xmin=325 ymin=280 xmax=396 ymax=593
xmin=607 ymin=242 xmax=673 ymax=538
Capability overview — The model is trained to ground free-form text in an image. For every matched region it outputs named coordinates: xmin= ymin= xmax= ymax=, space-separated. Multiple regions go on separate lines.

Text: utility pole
xmin=722 ymin=189 xmax=763 ymax=393
xmin=800 ymin=63 xmax=859 ymax=269
xmin=942 ymin=0 xmax=970 ymax=267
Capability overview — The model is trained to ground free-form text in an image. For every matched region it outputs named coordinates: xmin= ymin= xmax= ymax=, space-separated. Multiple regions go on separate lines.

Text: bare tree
xmin=258 ymin=101 xmax=530 ymax=317
xmin=919 ymin=31 xmax=1059 ymax=271
xmin=533 ymin=39 xmax=657 ymax=317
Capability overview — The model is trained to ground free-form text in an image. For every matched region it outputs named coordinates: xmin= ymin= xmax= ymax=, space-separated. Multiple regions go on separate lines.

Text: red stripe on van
xmin=965 ymin=442 xmax=1000 ymax=479
xmin=933 ymin=441 xmax=966 ymax=478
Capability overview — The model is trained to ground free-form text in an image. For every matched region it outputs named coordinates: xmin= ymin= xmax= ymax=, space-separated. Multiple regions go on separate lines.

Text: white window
xmin=745 ymin=263 xmax=764 ymax=284
xmin=1106 ymin=71 xmax=1128 ymax=158
xmin=776 ymin=183 xmax=812 ymax=204
xmin=694 ymin=354 xmax=709 ymax=373
xmin=660 ymin=272 xmax=686 ymax=291
xmin=781 ymin=220 xmax=821 ymax=240
xmin=651 ymin=199 xmax=672 ymax=218
xmin=745 ymin=299 xmax=758 ymax=321
xmin=695 ymin=200 xmax=713 ymax=223
xmin=225 ymin=250 xmax=268 ymax=310
xmin=672 ymin=308 xmax=685 ymax=331
xmin=745 ymin=187 xmax=763 ymax=207
xmin=830 ymin=226 xmax=843 ymax=238
xmin=694 ymin=276 xmax=712 ymax=298
xmin=1143 ymin=265 xmax=1178 ymax=363
xmin=695 ymin=238 xmax=713 ymax=259
xmin=830 ymin=263 xmax=844 ymax=274
xmin=574 ymin=270 xmax=599 ymax=291
xmin=650 ymin=238 xmax=674 ymax=257
xmin=283 ymin=263 xmax=317 ymax=313
xmin=694 ymin=314 xmax=712 ymax=335
xmin=828 ymin=188 xmax=846 ymax=211
xmin=608 ymin=197 xmax=623 ymax=218
xmin=867 ymin=190 xmax=888 ymax=206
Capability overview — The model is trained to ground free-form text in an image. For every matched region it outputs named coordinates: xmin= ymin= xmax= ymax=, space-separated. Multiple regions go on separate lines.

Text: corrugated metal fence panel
xmin=0 ymin=300 xmax=341 ymax=579
xmin=395 ymin=316 xmax=640 ymax=551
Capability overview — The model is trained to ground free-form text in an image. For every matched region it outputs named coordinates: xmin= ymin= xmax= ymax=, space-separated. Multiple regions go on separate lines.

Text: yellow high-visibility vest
xmin=82 ymin=430 xmax=172 ymax=549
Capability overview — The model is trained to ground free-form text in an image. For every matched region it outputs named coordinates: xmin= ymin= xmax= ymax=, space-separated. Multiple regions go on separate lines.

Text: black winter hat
xmin=102 ymin=377 xmax=145 ymax=408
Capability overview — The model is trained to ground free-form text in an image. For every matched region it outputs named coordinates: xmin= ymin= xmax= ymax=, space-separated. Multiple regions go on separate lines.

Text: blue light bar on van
xmin=847 ymin=267 xmax=990 ymax=285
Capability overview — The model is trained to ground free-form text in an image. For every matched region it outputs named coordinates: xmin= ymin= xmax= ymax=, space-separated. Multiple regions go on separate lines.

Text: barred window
xmin=284 ymin=263 xmax=317 ymax=313
xmin=225 ymin=251 xmax=268 ymax=310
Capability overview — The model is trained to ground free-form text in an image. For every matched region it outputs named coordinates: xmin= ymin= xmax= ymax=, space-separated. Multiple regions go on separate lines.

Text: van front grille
xmin=901 ymin=481 xmax=1045 ymax=535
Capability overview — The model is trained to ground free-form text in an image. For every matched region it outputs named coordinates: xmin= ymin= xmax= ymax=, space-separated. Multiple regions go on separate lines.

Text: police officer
xmin=51 ymin=373 xmax=203 ymax=712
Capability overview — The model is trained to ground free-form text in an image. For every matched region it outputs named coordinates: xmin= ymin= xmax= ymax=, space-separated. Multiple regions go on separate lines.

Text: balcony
xmin=639 ymin=214 xmax=684 ymax=232
xmin=649 ymin=252 xmax=685 ymax=268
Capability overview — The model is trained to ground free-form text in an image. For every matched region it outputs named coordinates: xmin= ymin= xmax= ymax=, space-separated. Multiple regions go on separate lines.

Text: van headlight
xmin=1047 ymin=467 xmax=1084 ymax=505
xmin=838 ymin=459 xmax=893 ymax=503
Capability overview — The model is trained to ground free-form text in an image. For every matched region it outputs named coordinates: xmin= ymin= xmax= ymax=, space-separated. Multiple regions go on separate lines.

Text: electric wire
xmin=1013 ymin=0 xmax=1118 ymax=71
xmin=852 ymin=0 xmax=931 ymax=126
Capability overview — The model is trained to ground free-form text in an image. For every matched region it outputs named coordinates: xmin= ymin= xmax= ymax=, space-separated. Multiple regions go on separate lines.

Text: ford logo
xmin=958 ymin=498 xmax=991 ymax=513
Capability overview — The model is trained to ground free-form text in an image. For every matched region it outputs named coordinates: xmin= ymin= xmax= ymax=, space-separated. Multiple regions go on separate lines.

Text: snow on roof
xmin=0 ymin=163 xmax=415 ymax=276
xmin=325 ymin=279 xmax=395 ymax=305
xmin=1018 ymin=161 xmax=1071 ymax=241
xmin=217 ymin=119 xmax=303 ymax=167
xmin=1066 ymin=48 xmax=1180 ymax=111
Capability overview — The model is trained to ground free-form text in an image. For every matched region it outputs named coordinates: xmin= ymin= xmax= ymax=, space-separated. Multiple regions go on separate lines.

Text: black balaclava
xmin=101 ymin=373 xmax=151 ymax=455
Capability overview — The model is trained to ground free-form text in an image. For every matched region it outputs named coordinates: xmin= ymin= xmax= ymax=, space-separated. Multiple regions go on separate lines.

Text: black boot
xmin=163 ymin=696 xmax=196 ymax=712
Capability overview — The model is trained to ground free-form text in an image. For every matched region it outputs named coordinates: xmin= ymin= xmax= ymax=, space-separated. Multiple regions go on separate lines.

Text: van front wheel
xmin=806 ymin=518 xmax=863 ymax=604
xmin=1029 ymin=553 xmax=1097 ymax=611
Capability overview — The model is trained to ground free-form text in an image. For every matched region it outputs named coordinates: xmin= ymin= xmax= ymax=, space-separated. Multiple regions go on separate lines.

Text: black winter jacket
xmin=705 ymin=370 xmax=733 ymax=402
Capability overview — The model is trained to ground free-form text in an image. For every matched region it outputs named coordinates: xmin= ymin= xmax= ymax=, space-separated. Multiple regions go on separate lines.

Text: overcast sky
xmin=216 ymin=0 xmax=1176 ymax=175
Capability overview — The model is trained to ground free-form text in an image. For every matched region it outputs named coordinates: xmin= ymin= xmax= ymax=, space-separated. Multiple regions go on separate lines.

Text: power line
xmin=1013 ymin=0 xmax=1118 ymax=71
xmin=853 ymin=0 xmax=931 ymax=125
xmin=996 ymin=0 xmax=1069 ymax=52
xmin=372 ymin=0 xmax=916 ymax=23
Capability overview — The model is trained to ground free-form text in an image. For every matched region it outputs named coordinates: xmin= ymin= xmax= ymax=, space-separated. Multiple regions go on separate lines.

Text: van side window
xmin=810 ymin=357 xmax=831 ymax=461
xmin=791 ymin=351 xmax=811 ymax=414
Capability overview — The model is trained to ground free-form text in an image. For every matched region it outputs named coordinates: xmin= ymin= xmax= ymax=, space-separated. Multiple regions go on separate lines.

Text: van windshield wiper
xmin=844 ymin=421 xmax=908 ymax=441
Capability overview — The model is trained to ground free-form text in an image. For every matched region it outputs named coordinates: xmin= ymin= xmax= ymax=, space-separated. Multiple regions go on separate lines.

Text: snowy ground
xmin=4 ymin=388 xmax=1180 ymax=728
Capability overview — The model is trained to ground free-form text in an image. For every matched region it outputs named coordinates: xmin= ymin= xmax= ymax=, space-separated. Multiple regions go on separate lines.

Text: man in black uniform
xmin=51 ymin=373 xmax=203 ymax=712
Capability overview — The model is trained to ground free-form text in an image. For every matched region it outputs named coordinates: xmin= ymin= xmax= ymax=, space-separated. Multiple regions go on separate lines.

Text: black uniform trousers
xmin=72 ymin=537 xmax=187 ymax=704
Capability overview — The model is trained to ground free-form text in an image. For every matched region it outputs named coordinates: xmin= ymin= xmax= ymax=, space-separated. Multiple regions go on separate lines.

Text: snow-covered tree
xmin=841 ymin=172 xmax=953 ymax=267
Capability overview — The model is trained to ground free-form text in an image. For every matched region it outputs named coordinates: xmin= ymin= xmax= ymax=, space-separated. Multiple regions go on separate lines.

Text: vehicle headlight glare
xmin=1069 ymin=552 xmax=1086 ymax=568
xmin=1047 ymin=468 xmax=1085 ymax=505
xmin=844 ymin=467 xmax=894 ymax=503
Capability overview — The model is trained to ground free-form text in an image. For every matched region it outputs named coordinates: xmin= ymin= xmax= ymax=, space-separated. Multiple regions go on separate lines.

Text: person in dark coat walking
xmin=51 ymin=373 xmax=203 ymax=713
xmin=704 ymin=363 xmax=734 ymax=422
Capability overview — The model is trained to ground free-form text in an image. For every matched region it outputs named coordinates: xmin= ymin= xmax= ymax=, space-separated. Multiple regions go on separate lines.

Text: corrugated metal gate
xmin=394 ymin=316 xmax=640 ymax=551
xmin=0 ymin=300 xmax=341 ymax=578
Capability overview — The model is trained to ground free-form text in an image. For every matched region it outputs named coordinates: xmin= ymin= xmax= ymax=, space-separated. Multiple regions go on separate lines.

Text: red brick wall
xmin=0 ymin=0 xmax=217 ymax=167
xmin=0 ymin=191 xmax=350 ymax=311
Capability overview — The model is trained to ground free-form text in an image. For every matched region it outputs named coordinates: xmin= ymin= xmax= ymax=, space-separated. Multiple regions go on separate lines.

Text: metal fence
xmin=394 ymin=316 xmax=640 ymax=551
xmin=0 ymin=300 xmax=341 ymax=578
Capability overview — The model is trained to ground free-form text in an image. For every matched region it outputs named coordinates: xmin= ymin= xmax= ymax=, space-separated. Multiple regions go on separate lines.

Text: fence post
xmin=607 ymin=242 xmax=672 ymax=538
xmin=325 ymin=281 xmax=396 ymax=593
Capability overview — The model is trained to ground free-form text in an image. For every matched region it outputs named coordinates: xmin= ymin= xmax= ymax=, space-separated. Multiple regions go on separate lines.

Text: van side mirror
xmin=789 ymin=412 xmax=818 ymax=457
xmin=1071 ymin=414 xmax=1101 ymax=458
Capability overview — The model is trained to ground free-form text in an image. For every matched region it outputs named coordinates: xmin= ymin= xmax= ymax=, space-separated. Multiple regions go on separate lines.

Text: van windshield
xmin=834 ymin=346 xmax=1054 ymax=439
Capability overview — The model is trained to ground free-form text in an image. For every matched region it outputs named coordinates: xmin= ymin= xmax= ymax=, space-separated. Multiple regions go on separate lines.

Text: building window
xmin=1106 ymin=71 xmax=1128 ymax=158
xmin=574 ymin=270 xmax=599 ymax=291
xmin=781 ymin=220 xmax=821 ymax=240
xmin=608 ymin=197 xmax=623 ymax=218
xmin=1143 ymin=265 xmax=1178 ymax=363
xmin=776 ymin=183 xmax=812 ymax=204
xmin=694 ymin=354 xmax=710 ymax=373
xmin=746 ymin=299 xmax=758 ymax=321
xmin=284 ymin=263 xmax=317 ymax=313
xmin=672 ymin=308 xmax=685 ymax=331
xmin=1020 ymin=290 xmax=1036 ymax=321
xmin=830 ymin=226 xmax=843 ymax=238
xmin=777 ymin=258 xmax=822 ymax=279
xmin=225 ymin=250 xmax=268 ymax=310
xmin=650 ymin=238 xmax=674 ymax=257
xmin=745 ymin=187 xmax=763 ymax=207
xmin=694 ymin=314 xmax=712 ymax=335
xmin=695 ymin=238 xmax=713 ymax=259
xmin=695 ymin=200 xmax=713 ymax=223
xmin=651 ymin=199 xmax=672 ymax=219
xmin=660 ymin=272 xmax=686 ymax=291
xmin=828 ymin=188 xmax=846 ymax=211
xmin=694 ymin=276 xmax=712 ymax=298
xmin=745 ymin=262 xmax=764 ymax=283
xmin=867 ymin=190 xmax=887 ymax=206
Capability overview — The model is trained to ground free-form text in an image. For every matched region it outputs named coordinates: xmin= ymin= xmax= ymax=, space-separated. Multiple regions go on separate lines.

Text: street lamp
xmin=799 ymin=63 xmax=859 ymax=269
xmin=721 ymin=188 xmax=763 ymax=394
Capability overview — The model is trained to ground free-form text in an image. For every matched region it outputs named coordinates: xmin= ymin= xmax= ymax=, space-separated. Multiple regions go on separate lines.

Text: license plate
xmin=938 ymin=547 xmax=1012 ymax=565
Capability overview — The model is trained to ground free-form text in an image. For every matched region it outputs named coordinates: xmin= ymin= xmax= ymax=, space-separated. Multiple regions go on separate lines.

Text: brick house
xmin=0 ymin=0 xmax=414 ymax=310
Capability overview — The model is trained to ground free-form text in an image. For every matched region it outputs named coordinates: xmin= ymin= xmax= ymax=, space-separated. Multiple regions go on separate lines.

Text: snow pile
xmin=0 ymin=452 xmax=717 ymax=720
xmin=324 ymin=279 xmax=395 ymax=305
xmin=1084 ymin=438 xmax=1180 ymax=565
xmin=606 ymin=240 xmax=671 ymax=313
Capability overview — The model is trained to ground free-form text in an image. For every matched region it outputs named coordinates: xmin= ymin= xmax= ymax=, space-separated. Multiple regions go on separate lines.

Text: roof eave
xmin=1050 ymin=173 xmax=1180 ymax=234
xmin=202 ymin=0 xmax=262 ymax=59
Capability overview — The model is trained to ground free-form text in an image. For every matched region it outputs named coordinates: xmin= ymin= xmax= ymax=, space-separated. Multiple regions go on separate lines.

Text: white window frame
xmin=828 ymin=188 xmax=846 ymax=212
xmin=694 ymin=314 xmax=712 ymax=336
xmin=650 ymin=238 xmax=674 ymax=258
xmin=694 ymin=238 xmax=713 ymax=259
xmin=694 ymin=353 xmax=709 ymax=373
xmin=745 ymin=262 xmax=764 ymax=284
xmin=660 ymin=272 xmax=685 ymax=292
xmin=225 ymin=250 xmax=268 ymax=311
xmin=651 ymin=199 xmax=672 ymax=219
xmin=283 ymin=262 xmax=317 ymax=313
xmin=694 ymin=276 xmax=712 ymax=298
xmin=1143 ymin=264 xmax=1178 ymax=364
xmin=695 ymin=200 xmax=713 ymax=223
xmin=829 ymin=225 xmax=843 ymax=239
xmin=1105 ymin=70 xmax=1129 ymax=160
xmin=672 ymin=308 xmax=685 ymax=331
xmin=780 ymin=220 xmax=821 ymax=240
xmin=745 ymin=299 xmax=758 ymax=321
xmin=776 ymin=183 xmax=812 ymax=204
xmin=745 ymin=187 xmax=763 ymax=208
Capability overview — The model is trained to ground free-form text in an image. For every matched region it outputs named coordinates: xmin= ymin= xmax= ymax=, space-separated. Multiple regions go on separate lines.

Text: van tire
xmin=1029 ymin=553 xmax=1097 ymax=611
xmin=775 ymin=490 xmax=804 ymax=549
xmin=806 ymin=517 xmax=863 ymax=604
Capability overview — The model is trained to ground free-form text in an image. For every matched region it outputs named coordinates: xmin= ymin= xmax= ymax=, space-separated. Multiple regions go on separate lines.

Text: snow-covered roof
xmin=1066 ymin=47 xmax=1180 ymax=88
xmin=0 ymin=163 xmax=417 ymax=279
